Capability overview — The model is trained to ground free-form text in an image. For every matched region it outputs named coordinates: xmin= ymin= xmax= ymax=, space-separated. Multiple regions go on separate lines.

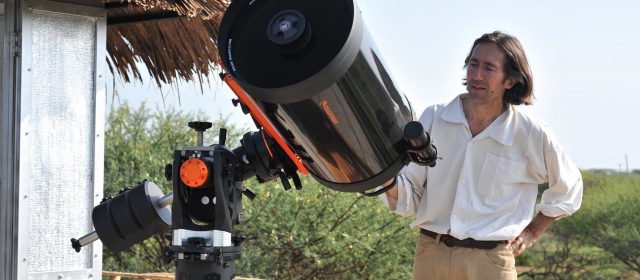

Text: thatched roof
xmin=103 ymin=0 xmax=229 ymax=86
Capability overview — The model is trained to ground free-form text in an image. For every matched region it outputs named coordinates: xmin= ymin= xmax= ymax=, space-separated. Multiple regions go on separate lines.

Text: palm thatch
xmin=104 ymin=0 xmax=229 ymax=86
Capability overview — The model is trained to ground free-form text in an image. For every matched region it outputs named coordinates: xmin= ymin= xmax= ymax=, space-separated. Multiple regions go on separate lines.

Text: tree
xmin=561 ymin=172 xmax=640 ymax=274
xmin=236 ymin=176 xmax=415 ymax=279
xmin=520 ymin=172 xmax=640 ymax=279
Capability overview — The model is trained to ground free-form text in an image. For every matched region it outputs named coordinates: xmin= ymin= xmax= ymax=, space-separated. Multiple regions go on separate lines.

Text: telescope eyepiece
xmin=404 ymin=121 xmax=429 ymax=147
xmin=404 ymin=121 xmax=438 ymax=167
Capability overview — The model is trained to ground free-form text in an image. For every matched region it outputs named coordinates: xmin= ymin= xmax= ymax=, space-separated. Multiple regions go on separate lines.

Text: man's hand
xmin=508 ymin=213 xmax=557 ymax=257
xmin=508 ymin=227 xmax=537 ymax=257
xmin=382 ymin=178 xmax=398 ymax=210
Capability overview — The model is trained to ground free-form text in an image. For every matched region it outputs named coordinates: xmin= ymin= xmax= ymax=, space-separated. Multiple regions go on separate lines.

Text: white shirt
xmin=380 ymin=95 xmax=583 ymax=241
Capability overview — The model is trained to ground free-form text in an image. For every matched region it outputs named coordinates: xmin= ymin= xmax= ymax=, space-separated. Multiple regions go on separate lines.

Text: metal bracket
xmin=11 ymin=30 xmax=21 ymax=57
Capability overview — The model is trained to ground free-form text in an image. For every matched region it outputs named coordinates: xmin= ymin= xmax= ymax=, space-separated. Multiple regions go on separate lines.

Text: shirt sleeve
xmin=530 ymin=124 xmax=583 ymax=218
xmin=379 ymin=162 xmax=428 ymax=216
xmin=379 ymin=106 xmax=435 ymax=217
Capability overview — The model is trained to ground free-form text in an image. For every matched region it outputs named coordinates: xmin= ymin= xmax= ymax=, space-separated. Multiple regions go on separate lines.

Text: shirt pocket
xmin=477 ymin=153 xmax=528 ymax=197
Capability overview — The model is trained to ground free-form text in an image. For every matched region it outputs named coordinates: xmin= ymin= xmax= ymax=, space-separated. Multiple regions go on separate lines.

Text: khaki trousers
xmin=412 ymin=233 xmax=517 ymax=280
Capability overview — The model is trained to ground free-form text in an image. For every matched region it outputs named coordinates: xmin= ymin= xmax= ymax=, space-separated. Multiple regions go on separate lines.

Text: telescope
xmin=71 ymin=0 xmax=438 ymax=279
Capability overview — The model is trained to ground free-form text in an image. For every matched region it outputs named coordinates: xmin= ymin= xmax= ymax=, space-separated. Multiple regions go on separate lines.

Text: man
xmin=380 ymin=31 xmax=583 ymax=279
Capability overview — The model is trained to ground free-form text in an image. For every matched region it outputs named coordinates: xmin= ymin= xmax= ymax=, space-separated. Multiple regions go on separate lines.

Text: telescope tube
xmin=218 ymin=0 xmax=413 ymax=192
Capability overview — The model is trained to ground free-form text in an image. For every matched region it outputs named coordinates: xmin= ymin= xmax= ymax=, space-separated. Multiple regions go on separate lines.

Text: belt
xmin=420 ymin=229 xmax=507 ymax=250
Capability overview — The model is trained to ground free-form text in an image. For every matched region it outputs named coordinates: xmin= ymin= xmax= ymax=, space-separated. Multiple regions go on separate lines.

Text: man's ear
xmin=504 ymin=77 xmax=517 ymax=89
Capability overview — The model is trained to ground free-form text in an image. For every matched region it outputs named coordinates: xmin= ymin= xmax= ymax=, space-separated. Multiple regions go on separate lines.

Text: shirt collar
xmin=441 ymin=95 xmax=516 ymax=146
xmin=486 ymin=106 xmax=515 ymax=146
xmin=440 ymin=95 xmax=466 ymax=124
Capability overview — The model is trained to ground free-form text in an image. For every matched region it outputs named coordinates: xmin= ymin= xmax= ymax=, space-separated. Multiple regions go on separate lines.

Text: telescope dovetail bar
xmin=219 ymin=72 xmax=309 ymax=175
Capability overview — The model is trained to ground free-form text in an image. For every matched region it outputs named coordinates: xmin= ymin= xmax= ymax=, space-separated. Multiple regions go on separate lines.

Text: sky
xmin=109 ymin=0 xmax=640 ymax=171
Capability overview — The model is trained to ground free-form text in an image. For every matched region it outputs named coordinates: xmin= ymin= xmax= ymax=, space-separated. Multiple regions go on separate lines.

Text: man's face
xmin=466 ymin=43 xmax=515 ymax=103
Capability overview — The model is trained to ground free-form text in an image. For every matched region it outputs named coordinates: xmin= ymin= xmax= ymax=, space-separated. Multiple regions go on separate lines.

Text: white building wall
xmin=1 ymin=1 xmax=106 ymax=279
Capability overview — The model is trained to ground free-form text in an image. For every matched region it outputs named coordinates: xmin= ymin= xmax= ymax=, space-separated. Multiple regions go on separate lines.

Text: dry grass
xmin=105 ymin=0 xmax=229 ymax=87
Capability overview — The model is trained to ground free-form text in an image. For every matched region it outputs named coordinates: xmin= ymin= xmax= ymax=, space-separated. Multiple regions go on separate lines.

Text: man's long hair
xmin=463 ymin=31 xmax=534 ymax=105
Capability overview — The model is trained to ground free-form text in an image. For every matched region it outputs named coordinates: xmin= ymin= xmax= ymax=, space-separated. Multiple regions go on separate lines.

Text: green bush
xmin=560 ymin=173 xmax=640 ymax=272
xmin=236 ymin=176 xmax=415 ymax=279
xmin=521 ymin=171 xmax=640 ymax=279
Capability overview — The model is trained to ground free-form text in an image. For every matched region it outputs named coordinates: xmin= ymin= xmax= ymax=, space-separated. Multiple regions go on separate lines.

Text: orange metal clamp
xmin=220 ymin=72 xmax=309 ymax=175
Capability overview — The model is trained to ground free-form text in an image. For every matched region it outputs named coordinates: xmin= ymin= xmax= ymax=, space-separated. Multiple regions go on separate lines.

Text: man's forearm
xmin=526 ymin=213 xmax=556 ymax=239
xmin=382 ymin=178 xmax=398 ymax=210
xmin=510 ymin=212 xmax=557 ymax=256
